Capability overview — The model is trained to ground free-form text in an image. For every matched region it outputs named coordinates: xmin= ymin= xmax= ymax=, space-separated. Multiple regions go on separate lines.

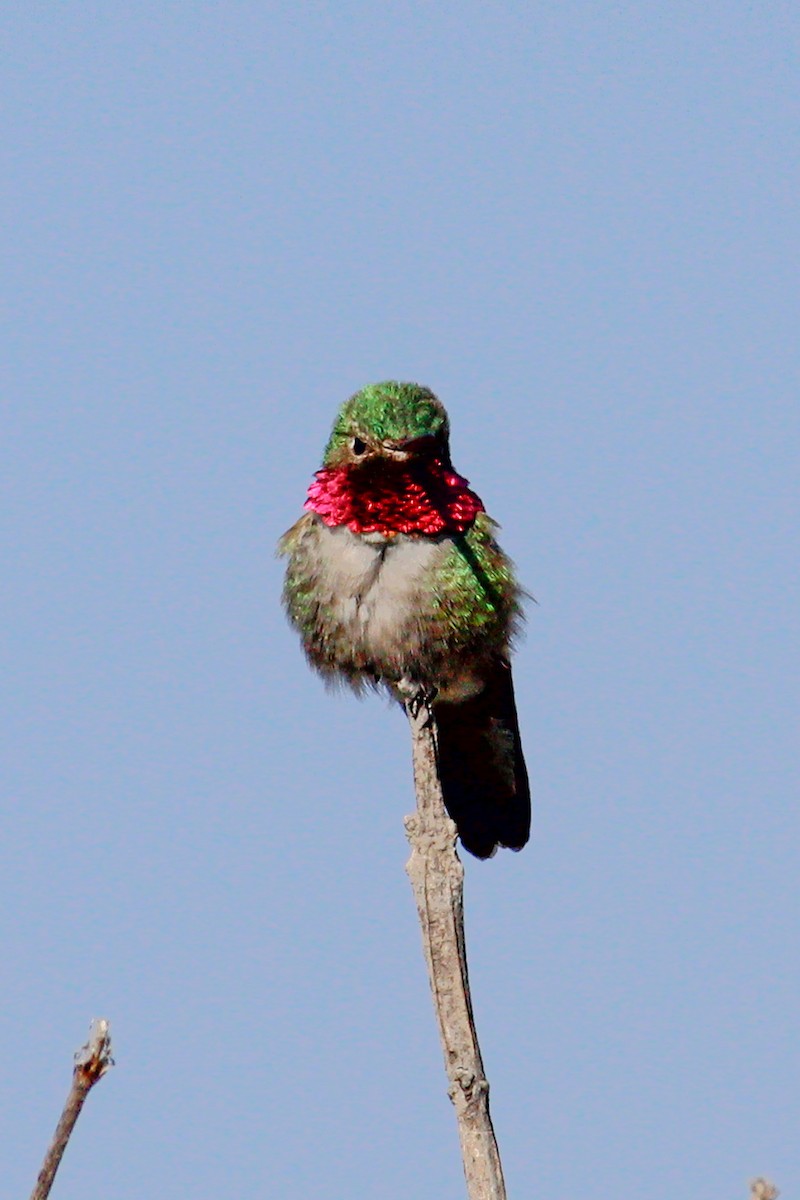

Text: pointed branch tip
xmin=74 ymin=1018 xmax=114 ymax=1083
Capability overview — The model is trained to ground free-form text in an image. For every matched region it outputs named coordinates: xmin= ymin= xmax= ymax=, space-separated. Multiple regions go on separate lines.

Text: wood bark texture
xmin=404 ymin=702 xmax=507 ymax=1200
xmin=30 ymin=1018 xmax=114 ymax=1200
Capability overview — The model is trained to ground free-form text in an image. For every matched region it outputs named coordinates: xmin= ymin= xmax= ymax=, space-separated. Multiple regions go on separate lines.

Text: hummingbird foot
xmin=397 ymin=677 xmax=438 ymax=729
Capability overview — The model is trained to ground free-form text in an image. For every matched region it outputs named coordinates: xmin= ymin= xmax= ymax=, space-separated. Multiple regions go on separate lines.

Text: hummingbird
xmin=278 ymin=381 xmax=530 ymax=859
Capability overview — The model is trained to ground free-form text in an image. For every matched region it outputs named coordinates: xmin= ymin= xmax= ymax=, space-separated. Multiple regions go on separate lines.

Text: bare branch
xmin=404 ymin=701 xmax=507 ymax=1200
xmin=29 ymin=1018 xmax=114 ymax=1200
xmin=402 ymin=702 xmax=781 ymax=1200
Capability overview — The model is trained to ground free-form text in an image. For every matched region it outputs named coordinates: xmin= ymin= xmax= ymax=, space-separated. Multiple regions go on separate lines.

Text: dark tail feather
xmin=433 ymin=660 xmax=531 ymax=859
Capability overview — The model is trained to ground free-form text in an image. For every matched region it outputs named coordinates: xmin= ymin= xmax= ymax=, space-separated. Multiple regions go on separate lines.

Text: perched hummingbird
xmin=278 ymin=381 xmax=530 ymax=859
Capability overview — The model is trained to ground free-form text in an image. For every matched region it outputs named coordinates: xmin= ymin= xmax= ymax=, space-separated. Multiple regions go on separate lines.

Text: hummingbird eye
xmin=351 ymin=436 xmax=367 ymax=456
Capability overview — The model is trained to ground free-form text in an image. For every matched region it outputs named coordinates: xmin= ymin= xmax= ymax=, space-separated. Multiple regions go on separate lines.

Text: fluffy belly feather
xmin=311 ymin=524 xmax=448 ymax=669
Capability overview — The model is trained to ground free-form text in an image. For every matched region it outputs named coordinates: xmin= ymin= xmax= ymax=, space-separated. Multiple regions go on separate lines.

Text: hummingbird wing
xmin=433 ymin=658 xmax=531 ymax=859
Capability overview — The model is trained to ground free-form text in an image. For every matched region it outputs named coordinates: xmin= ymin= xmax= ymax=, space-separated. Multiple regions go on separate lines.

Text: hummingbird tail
xmin=433 ymin=660 xmax=531 ymax=859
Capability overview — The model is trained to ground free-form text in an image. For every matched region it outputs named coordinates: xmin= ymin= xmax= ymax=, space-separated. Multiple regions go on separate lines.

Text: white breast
xmin=311 ymin=524 xmax=448 ymax=664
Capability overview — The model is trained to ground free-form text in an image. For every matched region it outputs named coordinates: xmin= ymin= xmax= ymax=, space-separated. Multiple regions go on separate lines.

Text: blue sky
xmin=2 ymin=3 xmax=798 ymax=1197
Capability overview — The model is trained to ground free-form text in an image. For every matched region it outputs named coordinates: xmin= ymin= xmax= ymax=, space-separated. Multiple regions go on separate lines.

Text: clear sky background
xmin=2 ymin=3 xmax=798 ymax=1197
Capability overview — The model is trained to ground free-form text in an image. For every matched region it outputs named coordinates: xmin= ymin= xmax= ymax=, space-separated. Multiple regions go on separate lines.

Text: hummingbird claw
xmin=398 ymin=678 xmax=437 ymax=728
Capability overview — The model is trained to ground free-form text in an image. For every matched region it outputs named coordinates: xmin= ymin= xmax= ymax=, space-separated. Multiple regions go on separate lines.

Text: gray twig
xmin=403 ymin=705 xmax=781 ymax=1200
xmin=404 ymin=700 xmax=507 ymax=1200
xmin=29 ymin=1018 xmax=114 ymax=1200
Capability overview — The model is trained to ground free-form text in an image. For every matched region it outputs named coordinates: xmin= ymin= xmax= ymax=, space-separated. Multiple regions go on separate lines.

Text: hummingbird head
xmin=322 ymin=381 xmax=451 ymax=468
xmin=306 ymin=381 xmax=483 ymax=536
